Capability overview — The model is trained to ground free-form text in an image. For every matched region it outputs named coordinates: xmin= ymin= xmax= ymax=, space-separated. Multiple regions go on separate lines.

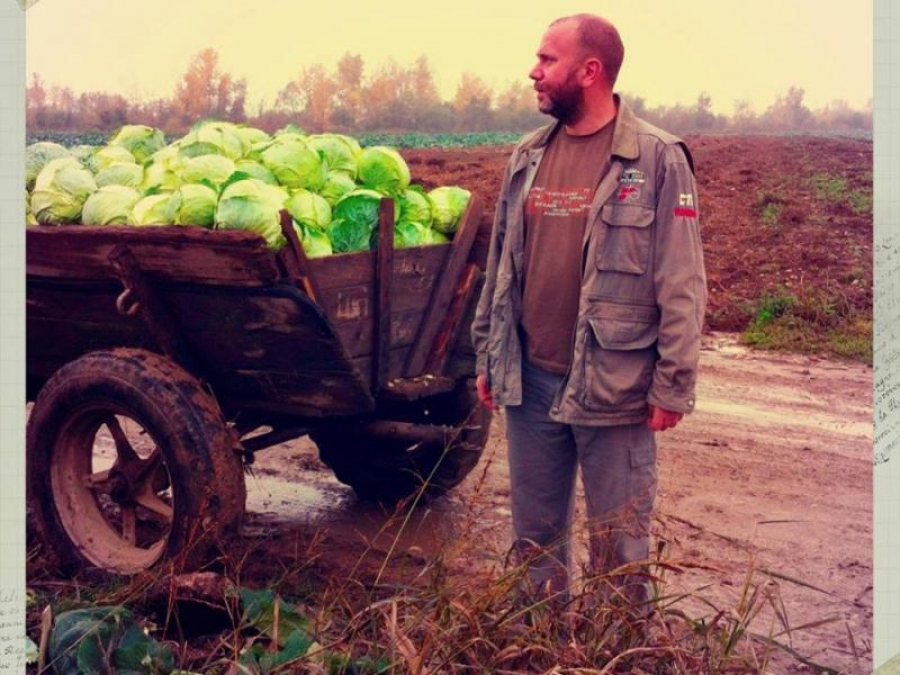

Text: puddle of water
xmin=244 ymin=469 xmax=471 ymax=558
xmin=245 ymin=472 xmax=345 ymax=521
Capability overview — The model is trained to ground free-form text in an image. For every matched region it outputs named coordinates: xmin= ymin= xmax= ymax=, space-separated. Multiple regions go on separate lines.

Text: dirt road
xmin=245 ymin=333 xmax=872 ymax=673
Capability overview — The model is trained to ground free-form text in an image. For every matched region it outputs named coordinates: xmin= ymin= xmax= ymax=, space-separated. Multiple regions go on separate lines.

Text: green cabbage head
xmin=96 ymin=162 xmax=144 ymax=188
xmin=26 ymin=142 xmax=70 ymax=190
xmin=286 ymin=189 xmax=331 ymax=230
xmin=216 ymin=178 xmax=286 ymax=249
xmin=142 ymin=161 xmax=182 ymax=191
xmin=30 ymin=157 xmax=98 ymax=224
xmin=69 ymin=144 xmax=97 ymax=168
xmin=428 ymin=186 xmax=471 ymax=234
xmin=130 ymin=192 xmax=182 ymax=226
xmin=81 ymin=185 xmax=141 ymax=225
xmin=178 ymin=154 xmax=236 ymax=187
xmin=330 ymin=188 xmax=395 ymax=253
xmin=296 ymin=222 xmax=333 ymax=258
xmin=236 ymin=125 xmax=271 ymax=149
xmin=261 ymin=139 xmax=326 ymax=191
xmin=307 ymin=134 xmax=359 ymax=177
xmin=26 ymin=190 xmax=37 ymax=226
xmin=357 ymin=146 xmax=410 ymax=194
xmin=109 ymin=125 xmax=166 ymax=163
xmin=398 ymin=187 xmax=433 ymax=227
xmin=394 ymin=221 xmax=430 ymax=249
xmin=88 ymin=145 xmax=136 ymax=173
xmin=179 ymin=121 xmax=245 ymax=160
xmin=424 ymin=228 xmax=450 ymax=244
xmin=234 ymin=159 xmax=278 ymax=185
xmin=319 ymin=171 xmax=357 ymax=206
xmin=177 ymin=183 xmax=218 ymax=227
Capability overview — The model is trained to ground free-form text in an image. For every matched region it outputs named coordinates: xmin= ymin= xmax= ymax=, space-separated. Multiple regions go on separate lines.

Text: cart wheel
xmin=312 ymin=378 xmax=492 ymax=501
xmin=27 ymin=349 xmax=246 ymax=574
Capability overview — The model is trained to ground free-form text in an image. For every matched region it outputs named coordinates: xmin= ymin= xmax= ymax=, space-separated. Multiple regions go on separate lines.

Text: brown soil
xmin=245 ymin=333 xmax=872 ymax=673
xmin=405 ymin=135 xmax=873 ymax=335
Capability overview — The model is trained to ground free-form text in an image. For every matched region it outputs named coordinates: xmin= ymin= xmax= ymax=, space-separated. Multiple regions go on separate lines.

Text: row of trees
xmin=27 ymin=48 xmax=872 ymax=136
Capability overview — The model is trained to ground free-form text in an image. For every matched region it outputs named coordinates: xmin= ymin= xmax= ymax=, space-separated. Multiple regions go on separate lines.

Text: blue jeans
xmin=504 ymin=359 xmax=657 ymax=602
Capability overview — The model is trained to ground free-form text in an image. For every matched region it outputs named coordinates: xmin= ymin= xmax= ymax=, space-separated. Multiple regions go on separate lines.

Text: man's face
xmin=529 ymin=22 xmax=585 ymax=124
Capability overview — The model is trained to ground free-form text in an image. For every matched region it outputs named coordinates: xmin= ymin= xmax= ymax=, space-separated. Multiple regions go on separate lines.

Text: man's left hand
xmin=647 ymin=404 xmax=683 ymax=432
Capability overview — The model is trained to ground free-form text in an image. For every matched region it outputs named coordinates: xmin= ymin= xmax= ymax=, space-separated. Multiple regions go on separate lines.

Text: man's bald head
xmin=549 ymin=14 xmax=624 ymax=88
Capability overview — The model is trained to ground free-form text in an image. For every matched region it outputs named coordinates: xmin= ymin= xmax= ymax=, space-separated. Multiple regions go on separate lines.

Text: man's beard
xmin=538 ymin=70 xmax=584 ymax=124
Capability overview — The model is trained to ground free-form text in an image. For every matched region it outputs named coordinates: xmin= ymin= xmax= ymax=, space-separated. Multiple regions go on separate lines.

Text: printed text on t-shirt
xmin=525 ymin=187 xmax=593 ymax=217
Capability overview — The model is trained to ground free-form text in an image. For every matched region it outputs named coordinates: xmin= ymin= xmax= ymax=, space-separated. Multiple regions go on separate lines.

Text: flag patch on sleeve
xmin=674 ymin=206 xmax=698 ymax=218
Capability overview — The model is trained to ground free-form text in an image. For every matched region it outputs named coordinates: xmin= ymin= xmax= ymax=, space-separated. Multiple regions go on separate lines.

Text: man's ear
xmin=581 ymin=58 xmax=604 ymax=86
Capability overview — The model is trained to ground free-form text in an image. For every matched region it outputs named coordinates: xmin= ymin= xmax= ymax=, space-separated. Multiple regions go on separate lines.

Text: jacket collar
xmin=519 ymin=93 xmax=640 ymax=162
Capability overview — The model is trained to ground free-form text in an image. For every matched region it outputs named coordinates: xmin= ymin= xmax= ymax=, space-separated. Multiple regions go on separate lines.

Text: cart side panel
xmin=307 ymin=245 xmax=450 ymax=380
xmin=27 ymin=279 xmax=374 ymax=416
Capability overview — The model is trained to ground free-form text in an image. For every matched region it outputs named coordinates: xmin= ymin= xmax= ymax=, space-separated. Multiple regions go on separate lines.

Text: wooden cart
xmin=25 ymin=198 xmax=492 ymax=574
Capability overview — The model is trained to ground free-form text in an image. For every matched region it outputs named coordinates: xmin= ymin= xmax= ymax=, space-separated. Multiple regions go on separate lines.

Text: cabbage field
xmin=27 ymin=131 xmax=524 ymax=150
xmin=25 ymin=123 xmax=476 ymax=257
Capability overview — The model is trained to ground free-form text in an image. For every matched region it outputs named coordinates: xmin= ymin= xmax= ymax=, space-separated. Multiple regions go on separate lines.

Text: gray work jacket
xmin=471 ymin=95 xmax=708 ymax=426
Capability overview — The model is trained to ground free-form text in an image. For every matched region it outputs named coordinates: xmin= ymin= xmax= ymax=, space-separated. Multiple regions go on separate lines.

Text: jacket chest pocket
xmin=597 ymin=203 xmax=655 ymax=274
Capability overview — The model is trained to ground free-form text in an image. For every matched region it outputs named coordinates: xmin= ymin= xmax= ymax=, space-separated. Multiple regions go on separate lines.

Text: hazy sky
xmin=25 ymin=0 xmax=873 ymax=115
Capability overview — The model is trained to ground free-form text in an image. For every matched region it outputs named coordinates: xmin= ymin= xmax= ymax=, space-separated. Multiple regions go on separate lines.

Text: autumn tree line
xmin=27 ymin=48 xmax=873 ymax=138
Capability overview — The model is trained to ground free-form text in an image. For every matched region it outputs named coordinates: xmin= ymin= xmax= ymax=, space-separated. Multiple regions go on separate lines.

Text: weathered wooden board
xmin=405 ymin=195 xmax=483 ymax=376
xmin=307 ymin=244 xmax=449 ymax=291
xmin=425 ymin=263 xmax=480 ymax=375
xmin=373 ymin=201 xmax=395 ymax=390
xmin=27 ymin=225 xmax=280 ymax=286
xmin=443 ymin=274 xmax=484 ymax=380
xmin=27 ymin=279 xmax=374 ymax=416
xmin=278 ymin=210 xmax=324 ymax=303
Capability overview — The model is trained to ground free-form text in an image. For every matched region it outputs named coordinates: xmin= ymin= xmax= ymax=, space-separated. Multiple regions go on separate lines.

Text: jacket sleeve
xmin=648 ymin=143 xmax=708 ymax=414
xmin=471 ymin=154 xmax=515 ymax=381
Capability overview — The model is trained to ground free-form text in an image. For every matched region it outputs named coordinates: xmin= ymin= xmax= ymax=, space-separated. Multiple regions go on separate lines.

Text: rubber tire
xmin=312 ymin=378 xmax=492 ymax=502
xmin=27 ymin=348 xmax=246 ymax=574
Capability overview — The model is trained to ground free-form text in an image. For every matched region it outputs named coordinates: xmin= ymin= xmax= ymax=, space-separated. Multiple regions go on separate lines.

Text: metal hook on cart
xmin=115 ymin=287 xmax=140 ymax=317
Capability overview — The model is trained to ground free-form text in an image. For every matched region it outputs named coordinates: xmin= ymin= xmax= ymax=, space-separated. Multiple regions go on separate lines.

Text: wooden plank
xmin=278 ymin=209 xmax=324 ymax=303
xmin=307 ymin=244 xmax=448 ymax=291
xmin=332 ymin=308 xmax=423 ymax=358
xmin=442 ymin=274 xmax=484 ymax=380
xmin=373 ymin=199 xmax=394 ymax=391
xmin=27 ymin=279 xmax=124 ymax=323
xmin=318 ymin=272 xmax=438 ymax=320
xmin=424 ymin=263 xmax=480 ymax=375
xmin=27 ymin=318 xmax=151 ymax=358
xmin=404 ymin=194 xmax=484 ymax=377
xmin=27 ymin=225 xmax=279 ymax=286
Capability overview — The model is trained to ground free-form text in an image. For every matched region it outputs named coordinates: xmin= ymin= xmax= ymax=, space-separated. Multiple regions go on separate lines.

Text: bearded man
xmin=471 ymin=13 xmax=707 ymax=603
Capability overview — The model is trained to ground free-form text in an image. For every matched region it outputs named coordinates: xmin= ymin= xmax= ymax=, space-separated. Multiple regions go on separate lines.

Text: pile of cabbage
xmin=25 ymin=122 xmax=472 ymax=257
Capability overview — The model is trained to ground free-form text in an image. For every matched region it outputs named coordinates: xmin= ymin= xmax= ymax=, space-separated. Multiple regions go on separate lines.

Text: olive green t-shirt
xmin=521 ymin=120 xmax=615 ymax=374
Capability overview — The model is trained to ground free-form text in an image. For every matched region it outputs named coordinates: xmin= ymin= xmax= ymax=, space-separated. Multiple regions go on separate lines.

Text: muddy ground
xmin=246 ymin=333 xmax=873 ymax=674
